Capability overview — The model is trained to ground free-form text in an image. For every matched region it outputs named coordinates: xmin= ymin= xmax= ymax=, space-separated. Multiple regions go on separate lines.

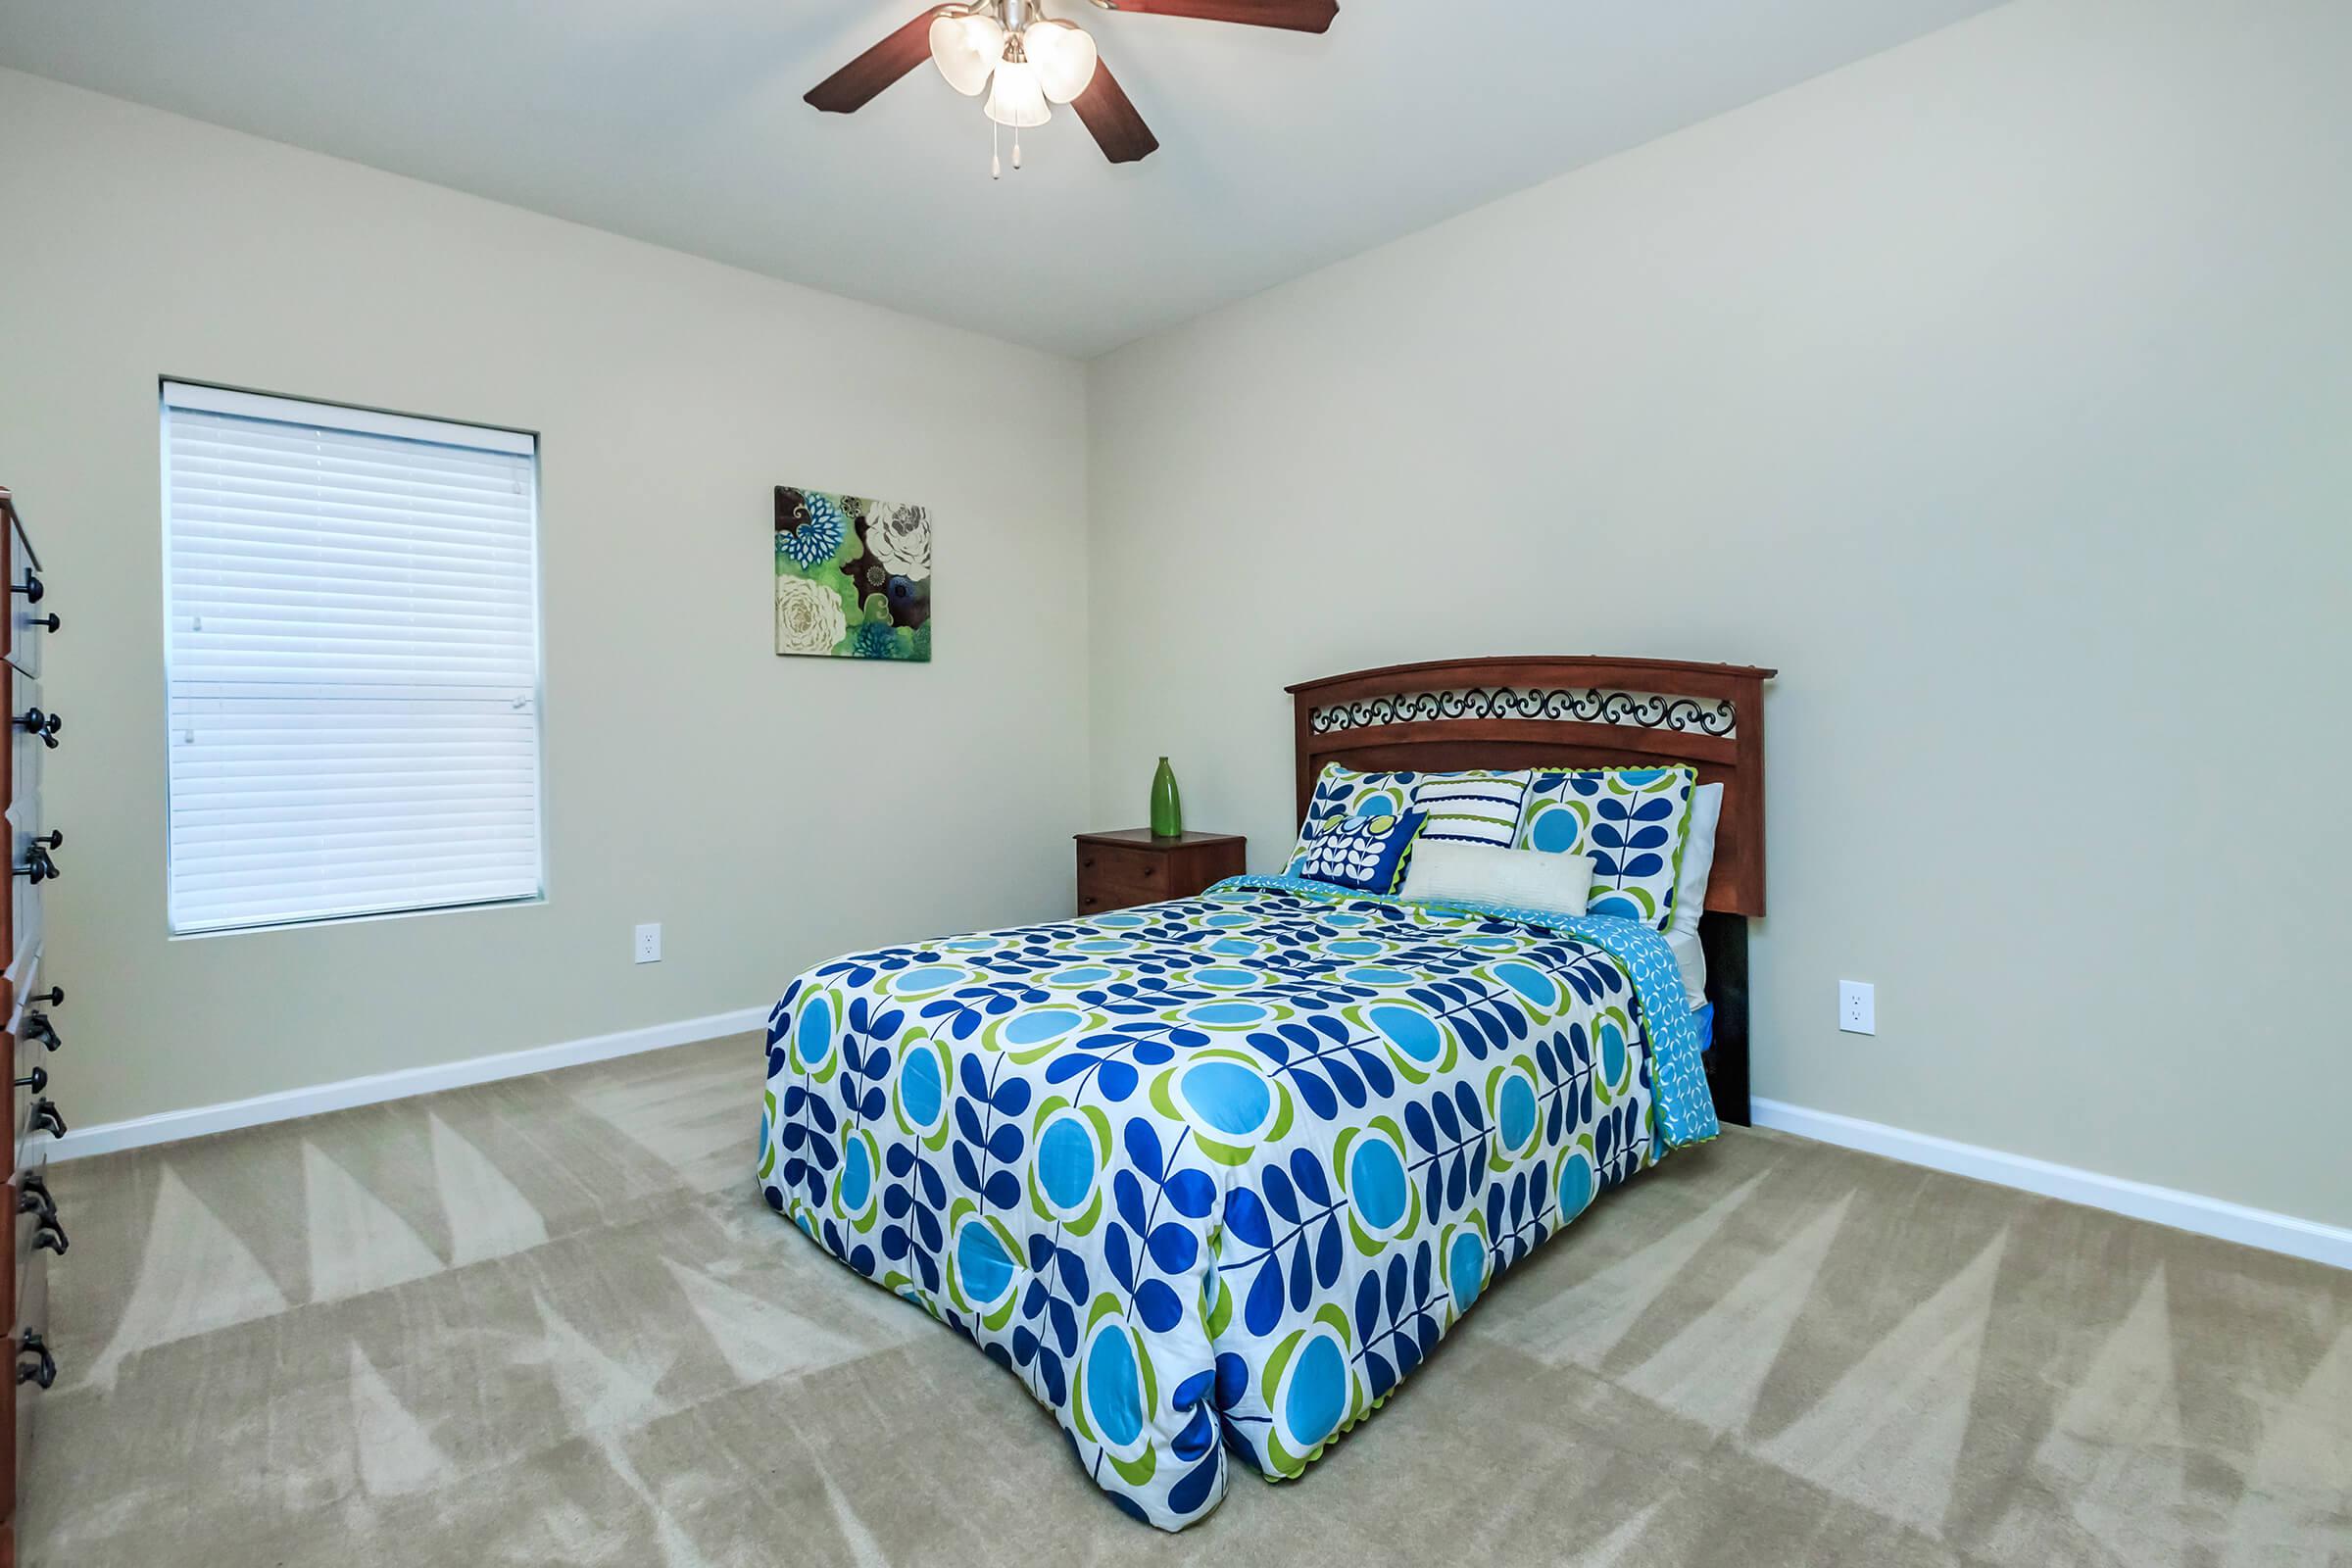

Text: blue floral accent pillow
xmin=1291 ymin=810 xmax=1426 ymax=894
xmin=1288 ymin=763 xmax=1419 ymax=870
xmin=1513 ymin=765 xmax=1698 ymax=929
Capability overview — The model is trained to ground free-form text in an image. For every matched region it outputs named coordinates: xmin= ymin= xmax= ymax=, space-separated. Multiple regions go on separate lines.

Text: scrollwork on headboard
xmin=1309 ymin=686 xmax=1738 ymax=740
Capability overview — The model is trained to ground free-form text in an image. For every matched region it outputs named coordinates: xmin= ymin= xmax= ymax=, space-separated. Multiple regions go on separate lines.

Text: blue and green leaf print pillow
xmin=1289 ymin=763 xmax=1419 ymax=870
xmin=1292 ymin=810 xmax=1426 ymax=894
xmin=1513 ymin=765 xmax=1698 ymax=929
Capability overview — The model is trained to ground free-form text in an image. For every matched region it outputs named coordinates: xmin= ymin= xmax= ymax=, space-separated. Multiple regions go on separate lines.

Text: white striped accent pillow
xmin=1409 ymin=769 xmax=1535 ymax=850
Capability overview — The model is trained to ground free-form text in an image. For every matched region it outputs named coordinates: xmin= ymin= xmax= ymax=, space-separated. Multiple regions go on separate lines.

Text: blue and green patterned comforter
xmin=759 ymin=875 xmax=1718 ymax=1530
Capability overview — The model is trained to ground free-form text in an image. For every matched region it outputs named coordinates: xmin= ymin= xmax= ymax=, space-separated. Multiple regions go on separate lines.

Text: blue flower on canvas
xmin=852 ymin=620 xmax=899 ymax=659
xmin=776 ymin=488 xmax=848 ymax=568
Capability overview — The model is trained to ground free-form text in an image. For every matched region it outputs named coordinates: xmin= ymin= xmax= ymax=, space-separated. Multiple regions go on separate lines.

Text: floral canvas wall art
xmin=774 ymin=486 xmax=932 ymax=662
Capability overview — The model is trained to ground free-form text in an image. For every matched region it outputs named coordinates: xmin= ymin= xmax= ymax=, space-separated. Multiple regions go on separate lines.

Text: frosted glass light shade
xmin=984 ymin=60 xmax=1051 ymax=127
xmin=1024 ymin=20 xmax=1099 ymax=104
xmin=929 ymin=10 xmax=1004 ymax=97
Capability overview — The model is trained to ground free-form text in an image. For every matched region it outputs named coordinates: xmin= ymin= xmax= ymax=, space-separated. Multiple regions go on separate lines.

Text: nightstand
xmin=1075 ymin=830 xmax=1248 ymax=917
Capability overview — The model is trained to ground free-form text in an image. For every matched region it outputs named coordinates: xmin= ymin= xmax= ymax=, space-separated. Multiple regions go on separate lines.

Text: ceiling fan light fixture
xmin=1024 ymin=19 xmax=1100 ymax=104
xmin=928 ymin=8 xmax=1004 ymax=97
xmin=984 ymin=58 xmax=1052 ymax=127
xmin=815 ymin=0 xmax=1330 ymax=171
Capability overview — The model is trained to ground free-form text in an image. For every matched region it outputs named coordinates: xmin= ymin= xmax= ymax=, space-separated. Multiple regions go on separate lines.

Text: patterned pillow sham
xmin=1513 ymin=765 xmax=1698 ymax=929
xmin=1288 ymin=763 xmax=1419 ymax=870
xmin=1408 ymin=768 xmax=1535 ymax=850
xmin=1291 ymin=810 xmax=1426 ymax=894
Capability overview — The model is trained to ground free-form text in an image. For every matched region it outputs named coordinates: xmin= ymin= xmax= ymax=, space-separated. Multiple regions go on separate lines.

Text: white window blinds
xmin=163 ymin=381 xmax=544 ymax=934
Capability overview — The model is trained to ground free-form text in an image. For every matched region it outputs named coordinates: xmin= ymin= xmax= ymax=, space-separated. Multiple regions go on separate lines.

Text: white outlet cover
xmin=1838 ymin=979 xmax=1875 ymax=1036
xmin=634 ymin=923 xmax=662 ymax=963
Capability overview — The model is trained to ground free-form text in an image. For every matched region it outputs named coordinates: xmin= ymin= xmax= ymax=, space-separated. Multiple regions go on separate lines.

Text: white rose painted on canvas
xmin=865 ymin=502 xmax=932 ymax=581
xmin=773 ymin=573 xmax=848 ymax=656
xmin=773 ymin=485 xmax=931 ymax=662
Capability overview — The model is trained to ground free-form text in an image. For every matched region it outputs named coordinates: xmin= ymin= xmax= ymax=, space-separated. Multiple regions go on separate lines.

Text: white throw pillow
xmin=1399 ymin=842 xmax=1592 ymax=916
xmin=1665 ymin=927 xmax=1709 ymax=1010
xmin=1663 ymin=782 xmax=1723 ymax=1008
xmin=1670 ymin=783 xmax=1724 ymax=942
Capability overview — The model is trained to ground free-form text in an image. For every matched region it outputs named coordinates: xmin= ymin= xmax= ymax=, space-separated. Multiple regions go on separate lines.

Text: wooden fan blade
xmin=1072 ymin=61 xmax=1160 ymax=165
xmin=806 ymin=8 xmax=945 ymax=114
xmin=1092 ymin=0 xmax=1338 ymax=33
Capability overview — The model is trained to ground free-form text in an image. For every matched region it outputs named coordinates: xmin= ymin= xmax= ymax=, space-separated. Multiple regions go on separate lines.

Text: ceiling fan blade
xmin=1072 ymin=61 xmax=1160 ymax=165
xmin=806 ymin=8 xmax=946 ymax=115
xmin=1090 ymin=0 xmax=1338 ymax=33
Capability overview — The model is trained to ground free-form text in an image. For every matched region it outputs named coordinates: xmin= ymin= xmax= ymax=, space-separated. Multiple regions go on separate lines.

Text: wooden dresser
xmin=1 ymin=489 xmax=65 ymax=1559
xmin=1074 ymin=829 xmax=1247 ymax=916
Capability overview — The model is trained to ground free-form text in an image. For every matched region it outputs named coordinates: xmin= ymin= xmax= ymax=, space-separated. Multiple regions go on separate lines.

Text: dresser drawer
xmin=5 ymin=1310 xmax=35 ymax=1526
xmin=5 ymin=503 xmax=45 ymax=682
xmin=1 ymin=1187 xmax=13 ymax=1528
xmin=8 ymin=670 xmax=43 ymax=804
xmin=1077 ymin=882 xmax=1162 ymax=917
xmin=8 ymin=1185 xmax=57 ymax=1533
xmin=0 ymin=1171 xmax=48 ymax=1532
xmin=10 ymin=1039 xmax=60 ymax=1169
xmin=13 ymin=1024 xmax=45 ymax=1100
xmin=1077 ymin=841 xmax=1168 ymax=894
xmin=1077 ymin=883 xmax=1150 ymax=917
xmin=13 ymin=1172 xmax=58 ymax=1321
xmin=1076 ymin=854 xmax=1171 ymax=915
xmin=10 ymin=955 xmax=57 ymax=1093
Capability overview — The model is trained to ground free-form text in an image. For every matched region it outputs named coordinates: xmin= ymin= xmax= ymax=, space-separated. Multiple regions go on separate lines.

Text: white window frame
xmin=160 ymin=380 xmax=548 ymax=937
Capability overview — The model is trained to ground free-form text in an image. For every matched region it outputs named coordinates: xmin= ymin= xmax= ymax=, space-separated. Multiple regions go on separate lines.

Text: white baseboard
xmin=50 ymin=1005 xmax=770 ymax=1161
xmin=49 ymin=1037 xmax=2349 ymax=1271
xmin=1749 ymin=1098 xmax=2351 ymax=1273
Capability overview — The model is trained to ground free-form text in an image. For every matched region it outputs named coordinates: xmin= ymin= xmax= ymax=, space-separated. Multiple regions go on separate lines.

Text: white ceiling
xmin=0 ymin=0 xmax=1999 ymax=357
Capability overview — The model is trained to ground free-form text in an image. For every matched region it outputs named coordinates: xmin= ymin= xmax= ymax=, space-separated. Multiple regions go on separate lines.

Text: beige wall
xmin=1087 ymin=0 xmax=2352 ymax=1227
xmin=0 ymin=69 xmax=1091 ymax=1128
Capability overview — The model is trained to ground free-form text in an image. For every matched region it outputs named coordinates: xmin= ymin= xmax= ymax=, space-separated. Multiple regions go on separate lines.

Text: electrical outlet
xmin=1838 ymin=980 xmax=1875 ymax=1036
xmin=634 ymin=923 xmax=662 ymax=964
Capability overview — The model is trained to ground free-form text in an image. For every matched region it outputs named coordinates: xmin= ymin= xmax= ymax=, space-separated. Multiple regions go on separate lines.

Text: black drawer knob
xmin=15 ymin=707 xmax=61 ymax=749
xmin=24 ymin=612 xmax=59 ymax=635
xmin=16 ymin=845 xmax=59 ymax=883
xmin=25 ymin=985 xmax=61 ymax=1008
xmin=16 ymin=1332 xmax=55 ymax=1391
xmin=24 ymin=1010 xmax=60 ymax=1052
xmin=30 ymin=1098 xmax=66 ymax=1138
xmin=32 ymin=1215 xmax=67 ymax=1254
xmin=14 ymin=1065 xmax=44 ymax=1094
xmin=17 ymin=1175 xmax=55 ymax=1223
xmin=11 ymin=569 xmax=42 ymax=606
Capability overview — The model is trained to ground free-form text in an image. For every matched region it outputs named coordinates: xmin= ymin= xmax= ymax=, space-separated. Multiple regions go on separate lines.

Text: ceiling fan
xmin=806 ymin=0 xmax=1339 ymax=174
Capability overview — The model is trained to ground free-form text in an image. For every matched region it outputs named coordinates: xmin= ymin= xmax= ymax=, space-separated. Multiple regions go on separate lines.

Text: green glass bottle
xmin=1150 ymin=757 xmax=1183 ymax=840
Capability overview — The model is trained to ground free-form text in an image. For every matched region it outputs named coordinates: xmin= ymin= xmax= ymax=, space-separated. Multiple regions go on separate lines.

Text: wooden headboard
xmin=1287 ymin=656 xmax=1773 ymax=914
xmin=1286 ymin=656 xmax=1776 ymax=1126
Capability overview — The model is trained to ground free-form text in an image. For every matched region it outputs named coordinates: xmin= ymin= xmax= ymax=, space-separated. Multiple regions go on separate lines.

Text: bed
xmin=759 ymin=656 xmax=1772 ymax=1529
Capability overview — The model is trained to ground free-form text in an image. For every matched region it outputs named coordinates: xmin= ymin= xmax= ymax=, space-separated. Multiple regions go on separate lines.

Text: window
xmin=162 ymin=381 xmax=544 ymax=935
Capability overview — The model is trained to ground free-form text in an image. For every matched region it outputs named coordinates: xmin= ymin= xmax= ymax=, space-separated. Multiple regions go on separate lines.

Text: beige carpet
xmin=21 ymin=1036 xmax=2351 ymax=1566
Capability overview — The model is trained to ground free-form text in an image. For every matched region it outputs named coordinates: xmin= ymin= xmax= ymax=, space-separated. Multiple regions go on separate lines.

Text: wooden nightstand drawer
xmin=1078 ymin=865 xmax=1169 ymax=914
xmin=1075 ymin=830 xmax=1248 ymax=917
xmin=1078 ymin=842 xmax=1165 ymax=891
xmin=1076 ymin=886 xmax=1129 ymax=917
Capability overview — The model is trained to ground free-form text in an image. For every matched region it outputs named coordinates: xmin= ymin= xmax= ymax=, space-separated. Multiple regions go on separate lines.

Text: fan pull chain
xmin=1013 ymin=125 xmax=1023 ymax=170
xmin=992 ymin=117 xmax=1002 ymax=180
